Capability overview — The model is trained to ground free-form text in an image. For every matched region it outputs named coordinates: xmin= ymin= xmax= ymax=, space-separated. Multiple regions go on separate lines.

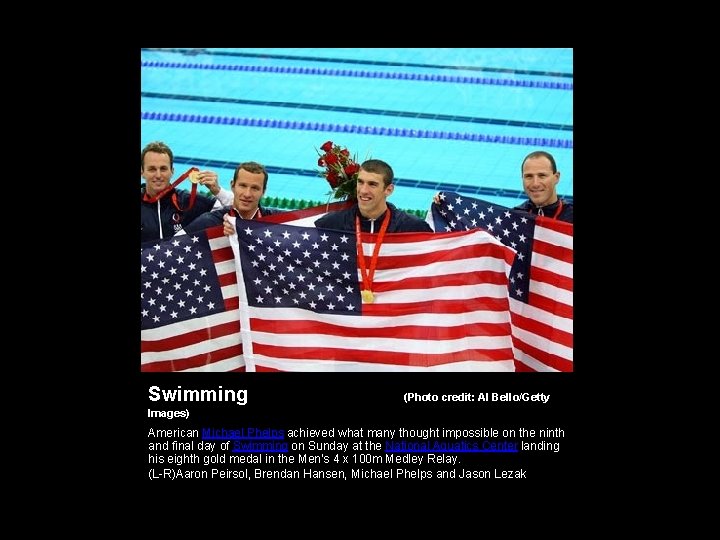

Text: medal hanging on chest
xmin=361 ymin=289 xmax=375 ymax=304
xmin=356 ymin=211 xmax=390 ymax=304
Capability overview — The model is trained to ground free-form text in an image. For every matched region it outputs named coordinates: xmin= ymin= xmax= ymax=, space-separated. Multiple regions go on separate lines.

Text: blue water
xmin=141 ymin=48 xmax=573 ymax=213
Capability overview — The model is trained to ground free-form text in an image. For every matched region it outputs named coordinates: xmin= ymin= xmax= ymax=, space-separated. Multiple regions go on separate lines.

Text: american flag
xmin=431 ymin=192 xmax=573 ymax=372
xmin=139 ymin=201 xmax=353 ymax=372
xmin=141 ymin=227 xmax=244 ymax=372
xmin=230 ymin=219 xmax=517 ymax=371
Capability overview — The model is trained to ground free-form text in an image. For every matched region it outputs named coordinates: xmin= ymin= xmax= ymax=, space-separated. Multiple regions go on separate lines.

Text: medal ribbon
xmin=142 ymin=167 xmax=200 ymax=212
xmin=537 ymin=199 xmax=563 ymax=220
xmin=355 ymin=210 xmax=391 ymax=296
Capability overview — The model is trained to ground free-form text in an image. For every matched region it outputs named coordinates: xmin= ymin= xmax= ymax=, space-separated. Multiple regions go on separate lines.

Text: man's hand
xmin=197 ymin=170 xmax=221 ymax=195
xmin=223 ymin=214 xmax=236 ymax=236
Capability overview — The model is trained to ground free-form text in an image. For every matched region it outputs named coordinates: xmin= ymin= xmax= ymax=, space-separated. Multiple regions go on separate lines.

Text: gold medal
xmin=189 ymin=171 xmax=201 ymax=184
xmin=361 ymin=289 xmax=374 ymax=304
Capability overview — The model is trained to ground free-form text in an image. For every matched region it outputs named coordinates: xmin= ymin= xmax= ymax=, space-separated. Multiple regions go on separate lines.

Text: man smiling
xmin=183 ymin=161 xmax=280 ymax=234
xmin=140 ymin=141 xmax=234 ymax=242
xmin=314 ymin=159 xmax=433 ymax=234
xmin=314 ymin=159 xmax=432 ymax=304
xmin=514 ymin=150 xmax=573 ymax=223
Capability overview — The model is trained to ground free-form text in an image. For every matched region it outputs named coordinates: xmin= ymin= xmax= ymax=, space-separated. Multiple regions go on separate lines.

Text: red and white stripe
xmin=233 ymin=227 xmax=518 ymax=371
xmin=141 ymin=226 xmax=244 ymax=372
xmin=510 ymin=216 xmax=573 ymax=372
xmin=139 ymin=201 xmax=351 ymax=372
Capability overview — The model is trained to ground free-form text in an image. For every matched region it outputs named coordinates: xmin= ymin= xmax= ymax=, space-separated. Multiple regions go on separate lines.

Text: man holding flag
xmin=431 ymin=191 xmax=573 ymax=372
xmin=141 ymin=182 xmax=571 ymax=372
xmin=228 ymin=217 xmax=516 ymax=371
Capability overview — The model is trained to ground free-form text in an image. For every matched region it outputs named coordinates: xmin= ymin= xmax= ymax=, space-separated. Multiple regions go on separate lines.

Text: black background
xmin=79 ymin=47 xmax=589 ymax=491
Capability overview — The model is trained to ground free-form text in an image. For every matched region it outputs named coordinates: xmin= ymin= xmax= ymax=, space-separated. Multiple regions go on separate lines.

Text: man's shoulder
xmin=260 ymin=206 xmax=281 ymax=216
xmin=183 ymin=206 xmax=228 ymax=233
xmin=211 ymin=205 xmax=232 ymax=217
xmin=559 ymin=200 xmax=573 ymax=223
xmin=389 ymin=204 xmax=432 ymax=232
xmin=315 ymin=206 xmax=354 ymax=226
xmin=314 ymin=213 xmax=335 ymax=226
xmin=198 ymin=208 xmax=227 ymax=225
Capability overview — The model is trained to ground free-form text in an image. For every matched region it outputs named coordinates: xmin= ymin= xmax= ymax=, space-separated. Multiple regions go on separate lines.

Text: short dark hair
xmin=232 ymin=161 xmax=268 ymax=191
xmin=141 ymin=141 xmax=174 ymax=169
xmin=360 ymin=159 xmax=394 ymax=187
xmin=521 ymin=151 xmax=557 ymax=174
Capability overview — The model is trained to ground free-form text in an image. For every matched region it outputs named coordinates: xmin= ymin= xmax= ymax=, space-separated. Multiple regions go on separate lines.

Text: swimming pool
xmin=140 ymin=48 xmax=573 ymax=213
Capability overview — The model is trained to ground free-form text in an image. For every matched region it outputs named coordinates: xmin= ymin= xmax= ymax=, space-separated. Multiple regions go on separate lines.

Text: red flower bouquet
xmin=317 ymin=140 xmax=361 ymax=200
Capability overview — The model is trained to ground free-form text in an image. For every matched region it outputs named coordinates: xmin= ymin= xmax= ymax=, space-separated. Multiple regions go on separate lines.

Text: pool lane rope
xmin=142 ymin=61 xmax=573 ymax=91
xmin=141 ymin=111 xmax=572 ymax=149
